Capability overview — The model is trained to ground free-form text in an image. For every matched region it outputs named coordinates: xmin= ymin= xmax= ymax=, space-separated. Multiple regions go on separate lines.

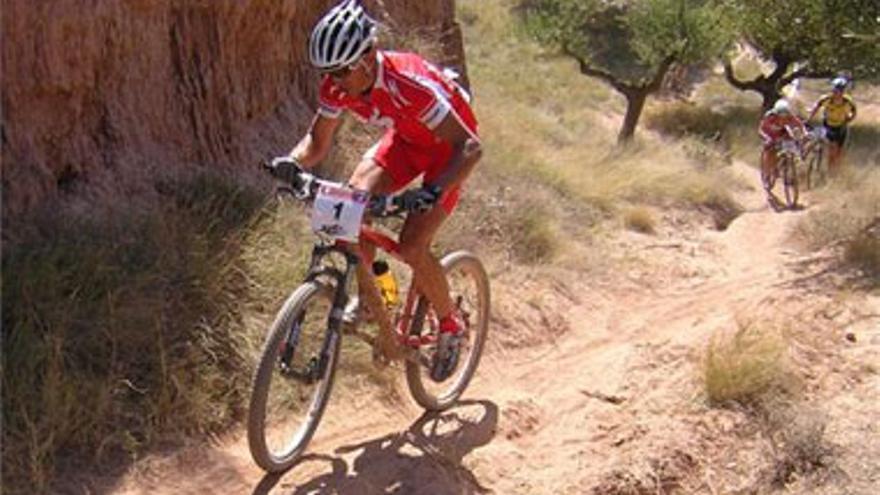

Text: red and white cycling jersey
xmin=759 ymin=112 xmax=806 ymax=145
xmin=317 ymin=50 xmax=479 ymax=147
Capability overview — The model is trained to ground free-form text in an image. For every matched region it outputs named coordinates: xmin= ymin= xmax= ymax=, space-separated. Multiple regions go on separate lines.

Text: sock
xmin=439 ymin=314 xmax=460 ymax=334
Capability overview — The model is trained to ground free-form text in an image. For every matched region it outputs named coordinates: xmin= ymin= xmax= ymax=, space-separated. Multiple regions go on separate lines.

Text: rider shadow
xmin=254 ymin=399 xmax=498 ymax=495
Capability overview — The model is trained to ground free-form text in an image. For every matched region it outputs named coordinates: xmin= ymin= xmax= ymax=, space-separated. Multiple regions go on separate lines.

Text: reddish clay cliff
xmin=1 ymin=0 xmax=466 ymax=218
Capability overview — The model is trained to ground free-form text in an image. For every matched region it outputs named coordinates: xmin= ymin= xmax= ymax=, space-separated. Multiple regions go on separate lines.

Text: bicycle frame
xmin=356 ymin=226 xmax=427 ymax=346
xmin=300 ymin=222 xmax=433 ymax=368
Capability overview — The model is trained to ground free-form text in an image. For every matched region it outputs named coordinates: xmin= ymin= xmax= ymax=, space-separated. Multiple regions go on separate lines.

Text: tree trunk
xmin=618 ymin=90 xmax=648 ymax=143
xmin=723 ymin=58 xmax=785 ymax=111
xmin=758 ymin=83 xmax=782 ymax=111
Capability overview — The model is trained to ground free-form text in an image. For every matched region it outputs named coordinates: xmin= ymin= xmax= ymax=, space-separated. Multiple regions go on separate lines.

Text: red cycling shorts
xmin=365 ymin=130 xmax=462 ymax=215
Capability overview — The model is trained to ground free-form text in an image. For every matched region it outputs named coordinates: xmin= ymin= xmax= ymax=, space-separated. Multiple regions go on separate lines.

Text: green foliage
xmin=520 ymin=0 xmax=732 ymax=140
xmin=521 ymin=0 xmax=731 ymax=83
xmin=723 ymin=0 xmax=880 ymax=80
xmin=627 ymin=0 xmax=731 ymax=66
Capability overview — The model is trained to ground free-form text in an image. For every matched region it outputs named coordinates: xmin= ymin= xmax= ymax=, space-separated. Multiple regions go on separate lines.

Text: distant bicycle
xmin=247 ymin=158 xmax=490 ymax=473
xmin=775 ymin=138 xmax=802 ymax=209
xmin=761 ymin=123 xmax=804 ymax=210
xmin=802 ymin=124 xmax=828 ymax=190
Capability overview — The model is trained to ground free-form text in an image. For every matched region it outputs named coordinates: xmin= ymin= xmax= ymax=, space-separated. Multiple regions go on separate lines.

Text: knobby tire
xmin=405 ymin=251 xmax=490 ymax=411
xmin=247 ymin=282 xmax=340 ymax=472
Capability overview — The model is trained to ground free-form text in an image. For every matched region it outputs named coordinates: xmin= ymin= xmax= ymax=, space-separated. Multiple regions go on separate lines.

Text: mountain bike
xmin=764 ymin=139 xmax=801 ymax=209
xmin=776 ymin=138 xmax=801 ymax=209
xmin=762 ymin=124 xmax=803 ymax=210
xmin=247 ymin=158 xmax=490 ymax=473
xmin=802 ymin=124 xmax=828 ymax=190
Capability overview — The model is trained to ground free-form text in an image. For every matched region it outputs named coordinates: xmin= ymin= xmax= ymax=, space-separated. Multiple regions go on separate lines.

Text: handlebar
xmin=262 ymin=157 xmax=410 ymax=217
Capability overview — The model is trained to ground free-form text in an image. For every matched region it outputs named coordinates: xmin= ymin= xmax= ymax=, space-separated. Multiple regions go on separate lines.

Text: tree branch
xmin=779 ymin=66 xmax=835 ymax=88
xmin=767 ymin=51 xmax=791 ymax=86
xmin=644 ymin=55 xmax=676 ymax=92
xmin=561 ymin=43 xmax=632 ymax=93
xmin=723 ymin=57 xmax=761 ymax=91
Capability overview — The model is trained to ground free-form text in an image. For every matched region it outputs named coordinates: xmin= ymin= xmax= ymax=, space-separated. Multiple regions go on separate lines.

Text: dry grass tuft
xmin=509 ymin=206 xmax=559 ymax=263
xmin=795 ymin=168 xmax=880 ymax=248
xmin=843 ymin=228 xmax=880 ymax=279
xmin=704 ymin=321 xmax=834 ymax=489
xmin=759 ymin=400 xmax=833 ymax=487
xmin=1 ymin=169 xmax=270 ymax=494
xmin=703 ymin=321 xmax=797 ymax=407
xmin=623 ymin=207 xmax=656 ymax=234
xmin=795 ymin=167 xmax=880 ymax=287
xmin=592 ymin=449 xmax=698 ymax=495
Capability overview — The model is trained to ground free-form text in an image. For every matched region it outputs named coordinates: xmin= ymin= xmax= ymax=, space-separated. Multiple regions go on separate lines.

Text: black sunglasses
xmin=324 ymin=59 xmax=364 ymax=81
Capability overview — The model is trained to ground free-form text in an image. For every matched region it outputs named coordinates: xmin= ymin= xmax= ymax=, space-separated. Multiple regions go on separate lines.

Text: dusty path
xmin=108 ymin=162 xmax=878 ymax=494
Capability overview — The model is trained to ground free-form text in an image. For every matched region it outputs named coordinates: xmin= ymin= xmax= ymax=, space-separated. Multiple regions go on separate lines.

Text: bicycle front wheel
xmin=782 ymin=155 xmax=799 ymax=209
xmin=405 ymin=251 xmax=490 ymax=411
xmin=247 ymin=281 xmax=340 ymax=472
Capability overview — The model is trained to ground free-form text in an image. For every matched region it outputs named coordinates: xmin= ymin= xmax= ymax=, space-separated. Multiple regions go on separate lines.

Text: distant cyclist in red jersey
xmin=283 ymin=0 xmax=481 ymax=381
xmin=759 ymin=99 xmax=806 ymax=190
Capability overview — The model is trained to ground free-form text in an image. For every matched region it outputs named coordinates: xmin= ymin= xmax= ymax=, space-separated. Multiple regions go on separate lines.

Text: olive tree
xmin=722 ymin=0 xmax=880 ymax=109
xmin=520 ymin=0 xmax=730 ymax=143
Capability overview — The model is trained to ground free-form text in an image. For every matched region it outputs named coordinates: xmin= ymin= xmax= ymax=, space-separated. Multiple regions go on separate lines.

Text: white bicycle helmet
xmin=831 ymin=77 xmax=848 ymax=90
xmin=309 ymin=0 xmax=377 ymax=72
xmin=772 ymin=98 xmax=791 ymax=115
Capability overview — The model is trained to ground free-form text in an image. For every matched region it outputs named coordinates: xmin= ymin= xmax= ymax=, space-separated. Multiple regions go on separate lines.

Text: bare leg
xmin=348 ymin=157 xmax=395 ymax=289
xmin=398 ymin=205 xmax=454 ymax=319
xmin=761 ymin=148 xmax=778 ymax=190
xmin=828 ymin=142 xmax=842 ymax=176
xmin=347 ymin=159 xmax=404 ymax=360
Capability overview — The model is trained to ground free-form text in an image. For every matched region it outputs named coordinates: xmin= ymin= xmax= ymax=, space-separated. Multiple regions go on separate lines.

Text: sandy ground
xmin=100 ymin=161 xmax=879 ymax=495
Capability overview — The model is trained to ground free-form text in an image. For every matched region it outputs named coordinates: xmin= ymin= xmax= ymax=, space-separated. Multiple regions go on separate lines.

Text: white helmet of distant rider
xmin=831 ymin=77 xmax=848 ymax=92
xmin=309 ymin=0 xmax=377 ymax=72
xmin=772 ymin=98 xmax=791 ymax=115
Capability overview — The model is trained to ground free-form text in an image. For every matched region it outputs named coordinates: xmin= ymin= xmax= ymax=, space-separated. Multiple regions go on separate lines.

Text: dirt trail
xmin=108 ymin=162 xmax=877 ymax=494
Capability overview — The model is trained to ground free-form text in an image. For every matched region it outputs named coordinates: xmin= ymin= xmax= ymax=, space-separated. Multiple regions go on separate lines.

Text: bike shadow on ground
xmin=252 ymin=399 xmax=498 ymax=495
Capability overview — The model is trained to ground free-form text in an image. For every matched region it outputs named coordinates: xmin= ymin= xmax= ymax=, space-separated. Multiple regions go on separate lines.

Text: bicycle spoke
xmin=248 ymin=282 xmax=340 ymax=472
xmin=406 ymin=252 xmax=490 ymax=411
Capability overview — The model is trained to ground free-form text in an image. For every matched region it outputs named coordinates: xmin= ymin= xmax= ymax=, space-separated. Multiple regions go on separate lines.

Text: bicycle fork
xmin=280 ymin=246 xmax=359 ymax=384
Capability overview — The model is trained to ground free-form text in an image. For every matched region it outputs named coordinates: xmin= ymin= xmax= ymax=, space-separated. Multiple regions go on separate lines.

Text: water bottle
xmin=372 ymin=259 xmax=399 ymax=310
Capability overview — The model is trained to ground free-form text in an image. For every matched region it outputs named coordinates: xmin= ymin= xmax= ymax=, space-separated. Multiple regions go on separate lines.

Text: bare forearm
xmin=289 ymin=114 xmax=340 ymax=169
xmin=289 ymin=134 xmax=328 ymax=169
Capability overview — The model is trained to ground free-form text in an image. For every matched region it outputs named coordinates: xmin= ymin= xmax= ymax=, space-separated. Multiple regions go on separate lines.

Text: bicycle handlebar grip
xmin=266 ymin=157 xmax=305 ymax=189
xmin=368 ymin=195 xmax=389 ymax=216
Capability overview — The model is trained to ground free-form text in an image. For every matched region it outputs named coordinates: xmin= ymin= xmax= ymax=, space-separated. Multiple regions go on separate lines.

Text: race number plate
xmin=310 ymin=184 xmax=368 ymax=241
xmin=780 ymin=140 xmax=799 ymax=154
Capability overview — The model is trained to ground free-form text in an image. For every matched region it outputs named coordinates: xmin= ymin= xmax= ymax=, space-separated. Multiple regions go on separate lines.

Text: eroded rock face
xmin=1 ymin=0 xmax=465 ymax=218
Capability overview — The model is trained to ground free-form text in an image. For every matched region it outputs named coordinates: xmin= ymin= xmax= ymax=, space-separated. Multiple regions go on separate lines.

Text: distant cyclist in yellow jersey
xmin=808 ymin=77 xmax=857 ymax=175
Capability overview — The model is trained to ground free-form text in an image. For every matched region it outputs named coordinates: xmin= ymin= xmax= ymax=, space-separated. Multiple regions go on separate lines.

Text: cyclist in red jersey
xmin=283 ymin=0 xmax=481 ymax=381
xmin=759 ymin=99 xmax=806 ymax=190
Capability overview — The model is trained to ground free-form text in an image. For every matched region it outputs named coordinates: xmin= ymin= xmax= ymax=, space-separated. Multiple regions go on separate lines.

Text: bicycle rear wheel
xmin=782 ymin=155 xmax=799 ymax=209
xmin=405 ymin=251 xmax=490 ymax=411
xmin=806 ymin=146 xmax=825 ymax=190
xmin=247 ymin=281 xmax=340 ymax=472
